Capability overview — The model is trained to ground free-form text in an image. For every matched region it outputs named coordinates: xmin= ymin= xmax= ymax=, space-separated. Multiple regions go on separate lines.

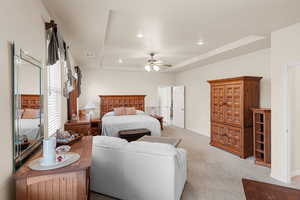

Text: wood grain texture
xmin=14 ymin=136 xmax=92 ymax=200
xmin=99 ymin=95 xmax=146 ymax=118
xmin=21 ymin=94 xmax=41 ymax=109
xmin=208 ymin=76 xmax=262 ymax=158
xmin=242 ymin=178 xmax=300 ymax=200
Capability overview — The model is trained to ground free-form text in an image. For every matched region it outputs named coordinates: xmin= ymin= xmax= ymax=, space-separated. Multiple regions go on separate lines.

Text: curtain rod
xmin=45 ymin=20 xmax=57 ymax=30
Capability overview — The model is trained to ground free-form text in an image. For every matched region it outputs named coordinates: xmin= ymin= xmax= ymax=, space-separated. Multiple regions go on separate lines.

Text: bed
xmin=99 ymin=95 xmax=161 ymax=137
xmin=19 ymin=94 xmax=41 ymax=140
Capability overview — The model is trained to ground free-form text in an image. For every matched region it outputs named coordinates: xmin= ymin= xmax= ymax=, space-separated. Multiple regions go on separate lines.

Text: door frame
xmin=172 ymin=85 xmax=185 ymax=128
xmin=280 ymin=62 xmax=300 ymax=183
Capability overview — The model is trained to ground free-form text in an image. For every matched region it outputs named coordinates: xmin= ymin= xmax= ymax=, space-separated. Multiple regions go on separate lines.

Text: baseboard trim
xmin=186 ymin=128 xmax=210 ymax=137
xmin=270 ymin=172 xmax=291 ymax=184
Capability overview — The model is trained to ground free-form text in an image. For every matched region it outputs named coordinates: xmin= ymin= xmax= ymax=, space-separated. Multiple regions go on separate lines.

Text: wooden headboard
xmin=99 ymin=95 xmax=146 ymax=118
xmin=21 ymin=94 xmax=41 ymax=109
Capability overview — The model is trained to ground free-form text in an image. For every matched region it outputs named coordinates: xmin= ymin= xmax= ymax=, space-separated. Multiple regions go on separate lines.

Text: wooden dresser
xmin=208 ymin=76 xmax=262 ymax=158
xmin=13 ymin=136 xmax=93 ymax=200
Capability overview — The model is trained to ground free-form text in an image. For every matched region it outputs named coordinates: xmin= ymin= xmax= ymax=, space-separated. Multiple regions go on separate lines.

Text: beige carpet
xmin=91 ymin=126 xmax=300 ymax=200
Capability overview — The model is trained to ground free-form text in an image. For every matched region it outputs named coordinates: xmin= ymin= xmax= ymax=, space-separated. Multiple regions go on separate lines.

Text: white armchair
xmin=91 ymin=136 xmax=187 ymax=200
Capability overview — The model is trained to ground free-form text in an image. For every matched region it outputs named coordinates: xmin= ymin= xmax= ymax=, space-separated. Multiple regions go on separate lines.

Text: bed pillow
xmin=22 ymin=109 xmax=40 ymax=119
xmin=136 ymin=110 xmax=146 ymax=115
xmin=125 ymin=107 xmax=136 ymax=115
xmin=113 ymin=107 xmax=126 ymax=116
xmin=103 ymin=111 xmax=115 ymax=117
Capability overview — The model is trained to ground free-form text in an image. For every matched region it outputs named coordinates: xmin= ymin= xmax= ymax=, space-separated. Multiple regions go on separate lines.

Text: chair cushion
xmin=93 ymin=136 xmax=128 ymax=149
xmin=126 ymin=141 xmax=178 ymax=156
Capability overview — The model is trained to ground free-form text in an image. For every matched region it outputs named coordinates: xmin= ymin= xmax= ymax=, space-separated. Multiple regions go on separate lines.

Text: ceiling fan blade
xmin=157 ymin=64 xmax=172 ymax=67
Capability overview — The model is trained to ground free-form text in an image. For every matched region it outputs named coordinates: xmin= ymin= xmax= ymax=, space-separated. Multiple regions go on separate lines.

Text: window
xmin=47 ymin=61 xmax=62 ymax=136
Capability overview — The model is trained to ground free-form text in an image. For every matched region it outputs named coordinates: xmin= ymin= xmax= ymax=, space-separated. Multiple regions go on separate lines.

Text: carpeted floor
xmin=91 ymin=126 xmax=300 ymax=200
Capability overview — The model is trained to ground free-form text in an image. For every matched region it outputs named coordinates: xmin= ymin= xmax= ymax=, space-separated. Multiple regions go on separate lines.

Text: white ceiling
xmin=42 ymin=0 xmax=300 ymax=72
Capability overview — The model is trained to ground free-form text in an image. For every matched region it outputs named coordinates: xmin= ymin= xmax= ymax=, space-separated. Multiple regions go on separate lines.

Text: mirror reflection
xmin=13 ymin=47 xmax=43 ymax=168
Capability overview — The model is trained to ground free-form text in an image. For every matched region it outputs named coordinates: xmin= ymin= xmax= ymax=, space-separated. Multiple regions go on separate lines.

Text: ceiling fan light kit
xmin=144 ymin=52 xmax=171 ymax=72
xmin=153 ymin=65 xmax=160 ymax=71
xmin=145 ymin=65 xmax=151 ymax=72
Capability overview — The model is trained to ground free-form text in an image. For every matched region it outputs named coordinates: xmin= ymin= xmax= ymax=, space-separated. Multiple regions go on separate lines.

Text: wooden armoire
xmin=208 ymin=76 xmax=262 ymax=158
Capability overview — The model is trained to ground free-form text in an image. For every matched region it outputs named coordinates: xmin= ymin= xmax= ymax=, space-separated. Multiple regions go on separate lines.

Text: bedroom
xmin=1 ymin=0 xmax=300 ymax=200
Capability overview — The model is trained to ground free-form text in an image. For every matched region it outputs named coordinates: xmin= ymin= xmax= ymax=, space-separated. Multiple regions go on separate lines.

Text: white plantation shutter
xmin=47 ymin=61 xmax=62 ymax=136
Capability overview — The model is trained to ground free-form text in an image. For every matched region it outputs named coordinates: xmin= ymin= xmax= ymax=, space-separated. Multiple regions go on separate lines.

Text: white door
xmin=158 ymin=86 xmax=172 ymax=125
xmin=173 ymin=86 xmax=185 ymax=128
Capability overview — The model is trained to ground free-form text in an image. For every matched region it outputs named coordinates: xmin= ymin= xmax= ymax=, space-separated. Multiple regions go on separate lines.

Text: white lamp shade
xmin=153 ymin=65 xmax=160 ymax=71
xmin=145 ymin=65 xmax=151 ymax=72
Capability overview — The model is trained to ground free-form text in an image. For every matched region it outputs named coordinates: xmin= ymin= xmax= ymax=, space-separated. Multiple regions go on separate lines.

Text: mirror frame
xmin=12 ymin=43 xmax=44 ymax=170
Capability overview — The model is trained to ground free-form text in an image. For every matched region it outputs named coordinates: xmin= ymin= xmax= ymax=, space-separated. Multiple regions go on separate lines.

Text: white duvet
xmin=101 ymin=111 xmax=161 ymax=137
xmin=19 ymin=118 xmax=40 ymax=139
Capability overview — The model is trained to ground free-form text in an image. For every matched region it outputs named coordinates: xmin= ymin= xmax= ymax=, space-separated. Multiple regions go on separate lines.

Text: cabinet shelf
xmin=252 ymin=108 xmax=271 ymax=168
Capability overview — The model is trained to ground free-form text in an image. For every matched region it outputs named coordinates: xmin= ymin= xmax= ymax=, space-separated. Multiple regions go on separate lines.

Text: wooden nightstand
xmin=90 ymin=119 xmax=102 ymax=136
xmin=64 ymin=119 xmax=102 ymax=136
xmin=151 ymin=115 xmax=164 ymax=130
xmin=64 ymin=120 xmax=91 ymax=136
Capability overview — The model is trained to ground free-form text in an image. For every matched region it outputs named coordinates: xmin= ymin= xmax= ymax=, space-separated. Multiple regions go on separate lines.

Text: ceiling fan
xmin=144 ymin=53 xmax=172 ymax=72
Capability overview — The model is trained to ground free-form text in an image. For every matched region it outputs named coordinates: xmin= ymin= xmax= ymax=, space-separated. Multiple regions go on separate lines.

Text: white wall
xmin=79 ymin=69 xmax=175 ymax=116
xmin=175 ymin=49 xmax=271 ymax=136
xmin=0 ymin=0 xmax=50 ymax=199
xmin=289 ymin=67 xmax=300 ymax=177
xmin=270 ymin=23 xmax=300 ymax=182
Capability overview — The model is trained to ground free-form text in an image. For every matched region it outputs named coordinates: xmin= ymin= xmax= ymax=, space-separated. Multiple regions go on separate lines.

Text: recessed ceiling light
xmin=86 ymin=52 xmax=95 ymax=58
xmin=136 ymin=33 xmax=144 ymax=38
xmin=118 ymin=58 xmax=123 ymax=63
xmin=197 ymin=40 xmax=204 ymax=45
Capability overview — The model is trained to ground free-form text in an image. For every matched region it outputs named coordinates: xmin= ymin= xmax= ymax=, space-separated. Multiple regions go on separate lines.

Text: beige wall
xmin=79 ymin=69 xmax=175 ymax=116
xmin=270 ymin=23 xmax=300 ymax=182
xmin=0 ymin=0 xmax=50 ymax=199
xmin=175 ymin=49 xmax=271 ymax=136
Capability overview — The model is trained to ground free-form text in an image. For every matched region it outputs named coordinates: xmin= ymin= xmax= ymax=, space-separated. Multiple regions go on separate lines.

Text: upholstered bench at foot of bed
xmin=118 ymin=128 xmax=151 ymax=142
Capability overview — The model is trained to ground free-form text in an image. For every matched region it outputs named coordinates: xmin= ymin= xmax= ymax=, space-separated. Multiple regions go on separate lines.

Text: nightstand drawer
xmin=64 ymin=121 xmax=91 ymax=136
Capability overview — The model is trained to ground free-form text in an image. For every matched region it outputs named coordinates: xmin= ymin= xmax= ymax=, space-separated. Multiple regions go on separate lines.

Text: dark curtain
xmin=75 ymin=66 xmax=82 ymax=97
xmin=47 ymin=27 xmax=59 ymax=65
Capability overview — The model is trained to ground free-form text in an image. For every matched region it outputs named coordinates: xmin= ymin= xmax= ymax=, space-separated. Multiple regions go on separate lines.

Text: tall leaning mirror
xmin=12 ymin=44 xmax=44 ymax=170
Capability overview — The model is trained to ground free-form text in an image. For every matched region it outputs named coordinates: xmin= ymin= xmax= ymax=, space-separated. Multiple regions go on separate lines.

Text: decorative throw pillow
xmin=125 ymin=107 xmax=136 ymax=115
xmin=114 ymin=107 xmax=126 ymax=116
xmin=22 ymin=109 xmax=40 ymax=119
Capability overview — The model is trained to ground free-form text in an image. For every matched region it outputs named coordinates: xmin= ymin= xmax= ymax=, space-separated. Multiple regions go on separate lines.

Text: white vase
xmin=41 ymin=137 xmax=56 ymax=166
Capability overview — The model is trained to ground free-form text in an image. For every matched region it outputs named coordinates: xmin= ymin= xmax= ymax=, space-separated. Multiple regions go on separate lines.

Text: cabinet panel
xmin=211 ymin=85 xmax=225 ymax=123
xmin=224 ymin=83 xmax=243 ymax=127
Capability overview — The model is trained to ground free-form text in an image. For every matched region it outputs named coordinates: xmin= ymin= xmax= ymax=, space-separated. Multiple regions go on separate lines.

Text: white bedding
xmin=19 ymin=118 xmax=40 ymax=140
xmin=102 ymin=111 xmax=161 ymax=137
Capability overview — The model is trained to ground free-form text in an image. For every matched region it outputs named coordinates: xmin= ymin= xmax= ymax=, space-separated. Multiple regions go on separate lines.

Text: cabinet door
xmin=224 ymin=83 xmax=243 ymax=126
xmin=211 ymin=85 xmax=225 ymax=123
